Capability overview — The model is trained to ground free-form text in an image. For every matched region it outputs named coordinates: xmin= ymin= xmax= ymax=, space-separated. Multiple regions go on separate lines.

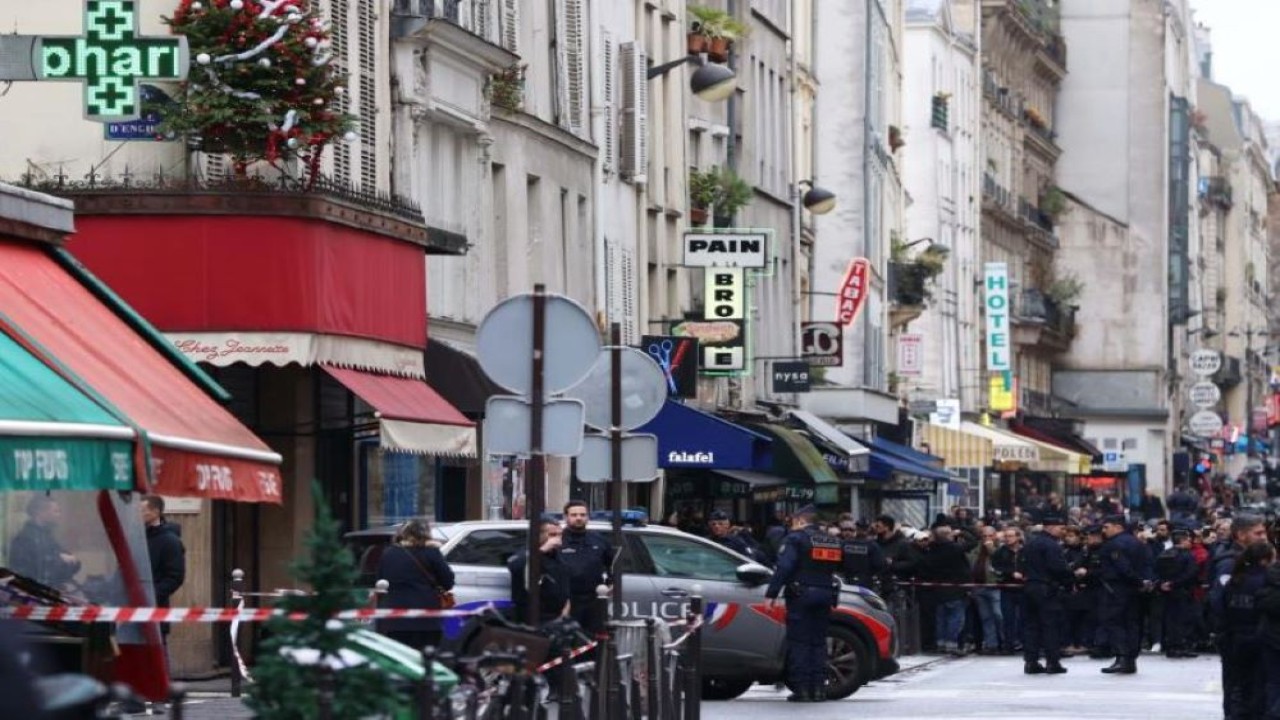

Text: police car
xmin=347 ymin=520 xmax=900 ymax=700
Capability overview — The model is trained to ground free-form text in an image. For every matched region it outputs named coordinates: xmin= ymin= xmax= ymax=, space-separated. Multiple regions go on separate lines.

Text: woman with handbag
xmin=376 ymin=519 xmax=456 ymax=650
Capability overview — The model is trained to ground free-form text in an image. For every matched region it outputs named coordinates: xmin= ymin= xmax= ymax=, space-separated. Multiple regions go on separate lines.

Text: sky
xmin=1191 ymin=0 xmax=1280 ymax=121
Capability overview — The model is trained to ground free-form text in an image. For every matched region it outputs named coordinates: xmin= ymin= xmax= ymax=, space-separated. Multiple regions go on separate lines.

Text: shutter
xmin=502 ymin=0 xmax=519 ymax=54
xmin=601 ymin=30 xmax=615 ymax=177
xmin=564 ymin=0 xmax=586 ymax=135
xmin=620 ymin=245 xmax=638 ymax=344
xmin=358 ymin=0 xmax=377 ymax=190
xmin=618 ymin=42 xmax=648 ymax=184
xmin=330 ymin=0 xmax=352 ymax=184
xmin=605 ymin=238 xmax=625 ymax=333
xmin=553 ymin=0 xmax=570 ymax=128
xmin=474 ymin=0 xmax=492 ymax=42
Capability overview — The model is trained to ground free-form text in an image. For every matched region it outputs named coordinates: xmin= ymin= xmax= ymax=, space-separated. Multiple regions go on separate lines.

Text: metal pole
xmin=417 ymin=646 xmax=437 ymax=720
xmin=610 ymin=322 xmax=624 ymax=620
xmin=595 ymin=589 xmax=614 ymax=720
xmin=527 ymin=284 xmax=547 ymax=627
xmin=683 ymin=594 xmax=704 ymax=720
xmin=645 ymin=618 xmax=659 ymax=720
xmin=1247 ymin=328 xmax=1255 ymax=463
xmin=228 ymin=568 xmax=244 ymax=698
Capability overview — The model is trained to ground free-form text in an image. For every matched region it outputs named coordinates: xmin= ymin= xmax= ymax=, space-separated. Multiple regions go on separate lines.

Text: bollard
xmin=417 ymin=645 xmax=437 ymax=720
xmin=645 ymin=618 xmax=659 ymax=720
xmin=228 ymin=568 xmax=246 ymax=698
xmin=594 ymin=584 xmax=613 ymax=720
xmin=169 ymin=682 xmax=187 ymax=720
xmin=683 ymin=592 xmax=704 ymax=720
xmin=559 ymin=643 xmax=581 ymax=720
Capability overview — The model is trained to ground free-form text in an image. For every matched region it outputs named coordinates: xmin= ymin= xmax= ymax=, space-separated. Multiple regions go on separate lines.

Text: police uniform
xmin=1020 ymin=515 xmax=1074 ymax=674
xmin=1097 ymin=516 xmax=1153 ymax=674
xmin=839 ymin=534 xmax=888 ymax=590
xmin=765 ymin=506 xmax=841 ymax=703
xmin=1154 ymin=530 xmax=1199 ymax=658
xmin=708 ymin=511 xmax=768 ymax=564
xmin=559 ymin=526 xmax=614 ymax=636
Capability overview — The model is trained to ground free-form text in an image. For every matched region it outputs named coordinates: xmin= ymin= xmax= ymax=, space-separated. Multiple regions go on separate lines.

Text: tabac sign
xmin=0 ymin=0 xmax=189 ymax=121
xmin=836 ymin=257 xmax=871 ymax=326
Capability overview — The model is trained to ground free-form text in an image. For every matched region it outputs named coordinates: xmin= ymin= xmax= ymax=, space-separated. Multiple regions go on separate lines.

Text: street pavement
xmin=703 ymin=652 xmax=1224 ymax=720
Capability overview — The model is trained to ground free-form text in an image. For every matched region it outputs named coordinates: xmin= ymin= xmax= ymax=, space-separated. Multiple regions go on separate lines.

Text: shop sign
xmin=0 ymin=0 xmax=190 ymax=121
xmin=984 ymin=262 xmax=1010 ymax=372
xmin=665 ymin=450 xmax=716 ymax=466
xmin=1188 ymin=349 xmax=1221 ymax=377
xmin=1188 ymin=410 xmax=1224 ymax=437
xmin=682 ymin=232 xmax=768 ymax=268
xmin=771 ymin=361 xmax=811 ymax=393
xmin=898 ymin=334 xmax=923 ymax=376
xmin=641 ymin=335 xmax=699 ymax=398
xmin=704 ymin=269 xmax=745 ymax=320
xmin=930 ymin=398 xmax=961 ymax=430
xmin=994 ymin=443 xmax=1038 ymax=463
xmin=1188 ymin=381 xmax=1221 ymax=409
xmin=835 ymin=258 xmax=870 ymax=326
xmin=883 ymin=476 xmax=936 ymax=492
xmin=801 ymin=322 xmax=843 ymax=367
xmin=989 ymin=373 xmax=1017 ymax=412
xmin=674 ymin=315 xmax=745 ymax=373
xmin=753 ymin=485 xmax=816 ymax=503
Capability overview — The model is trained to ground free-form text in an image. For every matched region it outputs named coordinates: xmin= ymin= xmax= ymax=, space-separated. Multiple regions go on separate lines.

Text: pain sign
xmin=682 ymin=232 xmax=768 ymax=268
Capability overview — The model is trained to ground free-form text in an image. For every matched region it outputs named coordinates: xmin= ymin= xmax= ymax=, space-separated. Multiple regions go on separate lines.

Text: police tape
xmin=0 ymin=605 xmax=488 ymax=624
xmin=894 ymin=580 xmax=1026 ymax=590
xmin=534 ymin=640 xmax=599 ymax=673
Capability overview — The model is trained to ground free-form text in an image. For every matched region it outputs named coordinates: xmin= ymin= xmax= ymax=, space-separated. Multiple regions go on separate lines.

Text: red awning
xmin=0 ymin=243 xmax=283 ymax=503
xmin=322 ymin=365 xmax=476 ymax=457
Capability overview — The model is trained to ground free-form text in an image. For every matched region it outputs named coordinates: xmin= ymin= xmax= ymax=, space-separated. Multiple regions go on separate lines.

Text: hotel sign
xmin=0 ymin=0 xmax=189 ymax=121
xmin=984 ymin=262 xmax=1011 ymax=372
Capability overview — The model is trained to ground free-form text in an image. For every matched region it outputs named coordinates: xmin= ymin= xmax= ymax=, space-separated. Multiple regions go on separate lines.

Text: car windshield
xmin=638 ymin=533 xmax=742 ymax=582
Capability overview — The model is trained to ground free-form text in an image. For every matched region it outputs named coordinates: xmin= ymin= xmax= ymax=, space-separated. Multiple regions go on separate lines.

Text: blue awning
xmin=852 ymin=436 xmax=953 ymax=482
xmin=869 ymin=435 xmax=946 ymax=468
xmin=636 ymin=401 xmax=773 ymax=470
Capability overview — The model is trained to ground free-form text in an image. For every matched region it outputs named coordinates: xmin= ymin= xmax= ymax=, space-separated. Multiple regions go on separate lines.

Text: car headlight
xmin=860 ymin=589 xmax=888 ymax=612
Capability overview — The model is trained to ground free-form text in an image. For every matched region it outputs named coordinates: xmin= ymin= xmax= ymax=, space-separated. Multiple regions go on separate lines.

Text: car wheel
xmin=822 ymin=624 xmax=869 ymax=700
xmin=701 ymin=677 xmax=753 ymax=701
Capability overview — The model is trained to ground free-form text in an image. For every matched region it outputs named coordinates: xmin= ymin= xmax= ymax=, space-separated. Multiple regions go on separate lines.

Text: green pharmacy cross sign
xmin=0 ymin=0 xmax=188 ymax=122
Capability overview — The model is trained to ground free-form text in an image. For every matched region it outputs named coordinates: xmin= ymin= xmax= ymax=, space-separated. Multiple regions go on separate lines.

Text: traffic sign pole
xmin=526 ymin=285 xmax=546 ymax=627
xmin=609 ymin=323 xmax=624 ymax=620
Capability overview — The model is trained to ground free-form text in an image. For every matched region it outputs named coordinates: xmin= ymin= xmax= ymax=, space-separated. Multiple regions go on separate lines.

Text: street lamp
xmin=647 ymin=55 xmax=737 ymax=102
xmin=798 ymin=179 xmax=837 ymax=214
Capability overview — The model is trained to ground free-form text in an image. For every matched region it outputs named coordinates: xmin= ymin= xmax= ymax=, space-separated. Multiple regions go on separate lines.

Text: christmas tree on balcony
xmin=163 ymin=0 xmax=355 ymax=184
xmin=245 ymin=481 xmax=404 ymax=719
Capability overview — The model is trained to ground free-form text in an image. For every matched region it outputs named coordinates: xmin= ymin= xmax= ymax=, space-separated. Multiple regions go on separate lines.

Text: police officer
xmin=1020 ymin=513 xmax=1079 ymax=674
xmin=559 ymin=499 xmax=614 ymax=636
xmin=837 ymin=521 xmax=888 ymax=590
xmin=1093 ymin=514 xmax=1153 ymax=674
xmin=765 ymin=505 xmax=841 ymax=703
xmin=1155 ymin=528 xmax=1200 ymax=658
xmin=707 ymin=510 xmax=768 ymax=564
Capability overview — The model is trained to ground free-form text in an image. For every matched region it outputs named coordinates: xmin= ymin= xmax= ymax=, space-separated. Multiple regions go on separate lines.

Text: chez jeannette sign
xmin=0 ymin=0 xmax=189 ymax=121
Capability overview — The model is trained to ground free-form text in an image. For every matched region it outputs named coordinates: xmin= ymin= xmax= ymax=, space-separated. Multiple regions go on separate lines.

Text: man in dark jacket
xmin=1093 ymin=514 xmax=1153 ymax=674
xmin=1155 ymin=528 xmax=1200 ymax=658
xmin=1020 ymin=514 xmax=1079 ymax=674
xmin=509 ymin=519 xmax=571 ymax=624
xmin=1166 ymin=485 xmax=1199 ymax=527
xmin=559 ymin=500 xmax=614 ymax=636
xmin=918 ymin=526 xmax=973 ymax=655
xmin=9 ymin=495 xmax=80 ymax=590
xmin=707 ymin=510 xmax=769 ymax=564
xmin=141 ymin=495 xmax=186 ymax=610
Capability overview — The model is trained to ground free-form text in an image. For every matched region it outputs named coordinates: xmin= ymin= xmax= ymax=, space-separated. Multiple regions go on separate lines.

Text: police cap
xmin=1171 ymin=528 xmax=1191 ymax=541
xmin=1085 ymin=524 xmax=1103 ymax=535
xmin=709 ymin=509 xmax=730 ymax=522
xmin=1102 ymin=514 xmax=1126 ymax=527
xmin=1041 ymin=512 xmax=1067 ymax=526
xmin=794 ymin=504 xmax=817 ymax=519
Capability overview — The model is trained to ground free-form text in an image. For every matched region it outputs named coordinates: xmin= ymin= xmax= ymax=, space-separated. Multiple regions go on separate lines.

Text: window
xmin=638 ymin=534 xmax=742 ymax=582
xmin=447 ymin=529 xmax=527 ymax=566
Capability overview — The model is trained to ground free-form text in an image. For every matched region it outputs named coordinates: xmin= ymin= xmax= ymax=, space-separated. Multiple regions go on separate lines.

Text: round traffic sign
xmin=1188 ymin=410 xmax=1224 ymax=437
xmin=566 ymin=347 xmax=667 ymax=431
xmin=1187 ymin=381 xmax=1221 ymax=409
xmin=1189 ymin=349 xmax=1222 ymax=376
xmin=476 ymin=293 xmax=601 ymax=395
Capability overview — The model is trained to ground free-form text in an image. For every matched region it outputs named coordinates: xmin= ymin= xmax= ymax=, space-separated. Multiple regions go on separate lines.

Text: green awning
xmin=750 ymin=423 xmax=840 ymax=485
xmin=0 ymin=330 xmax=135 ymax=491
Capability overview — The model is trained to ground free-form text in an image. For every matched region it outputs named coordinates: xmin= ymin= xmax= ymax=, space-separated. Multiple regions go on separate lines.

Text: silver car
xmin=347 ymin=520 xmax=899 ymax=700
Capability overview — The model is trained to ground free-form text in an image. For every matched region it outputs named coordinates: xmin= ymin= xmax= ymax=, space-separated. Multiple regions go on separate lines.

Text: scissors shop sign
xmin=640 ymin=335 xmax=699 ymax=398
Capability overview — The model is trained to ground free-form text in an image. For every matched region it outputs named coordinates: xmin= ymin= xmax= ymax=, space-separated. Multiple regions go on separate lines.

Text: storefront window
xmin=360 ymin=441 xmax=438 ymax=527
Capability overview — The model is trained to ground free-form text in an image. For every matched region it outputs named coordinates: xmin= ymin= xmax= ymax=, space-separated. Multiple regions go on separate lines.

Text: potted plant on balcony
xmin=714 ymin=168 xmax=753 ymax=228
xmin=688 ymin=5 xmax=748 ymax=63
xmin=488 ymin=64 xmax=526 ymax=112
xmin=1047 ymin=272 xmax=1084 ymax=307
xmin=889 ymin=125 xmax=905 ymax=152
xmin=688 ymin=167 xmax=721 ymax=226
xmin=1040 ymin=185 xmax=1067 ymax=219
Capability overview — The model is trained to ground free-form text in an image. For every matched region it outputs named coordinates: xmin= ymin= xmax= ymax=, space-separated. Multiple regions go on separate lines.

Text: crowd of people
xmin=673 ymin=487 xmax=1280 ymax=717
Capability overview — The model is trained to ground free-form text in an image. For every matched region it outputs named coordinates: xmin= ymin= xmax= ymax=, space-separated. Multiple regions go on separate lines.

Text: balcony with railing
xmin=1017 ymin=197 xmax=1058 ymax=248
xmin=1199 ymin=176 xmax=1234 ymax=210
xmin=888 ymin=261 xmax=933 ymax=328
xmin=982 ymin=173 xmax=1022 ymax=228
xmin=982 ymin=70 xmax=1022 ymax=118
xmin=1012 ymin=287 xmax=1075 ymax=352
xmin=392 ymin=0 xmax=502 ymax=45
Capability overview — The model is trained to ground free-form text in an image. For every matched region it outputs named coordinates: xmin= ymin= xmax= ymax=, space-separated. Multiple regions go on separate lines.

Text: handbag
xmin=400 ymin=546 xmax=457 ymax=609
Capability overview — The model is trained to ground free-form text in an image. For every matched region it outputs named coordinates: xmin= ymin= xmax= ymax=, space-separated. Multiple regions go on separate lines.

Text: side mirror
xmin=736 ymin=562 xmax=772 ymax=586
